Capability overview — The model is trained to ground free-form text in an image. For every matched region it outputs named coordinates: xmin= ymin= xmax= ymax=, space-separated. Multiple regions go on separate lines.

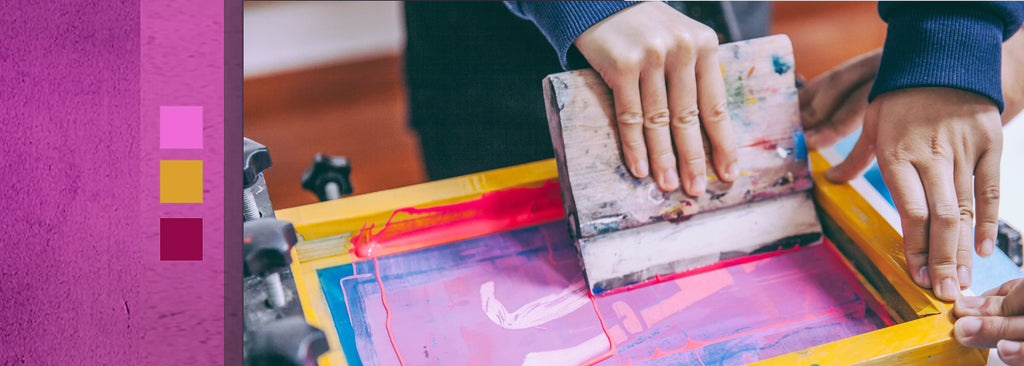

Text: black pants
xmin=404 ymin=2 xmax=771 ymax=180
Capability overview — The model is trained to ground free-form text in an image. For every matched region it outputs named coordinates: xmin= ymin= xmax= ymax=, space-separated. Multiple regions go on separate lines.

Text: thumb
xmin=826 ymin=102 xmax=879 ymax=182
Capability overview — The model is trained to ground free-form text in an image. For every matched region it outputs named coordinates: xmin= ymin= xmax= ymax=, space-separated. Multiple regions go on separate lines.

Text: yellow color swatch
xmin=160 ymin=160 xmax=203 ymax=203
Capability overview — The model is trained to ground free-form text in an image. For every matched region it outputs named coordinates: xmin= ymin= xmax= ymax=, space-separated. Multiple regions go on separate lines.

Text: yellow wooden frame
xmin=277 ymin=153 xmax=986 ymax=366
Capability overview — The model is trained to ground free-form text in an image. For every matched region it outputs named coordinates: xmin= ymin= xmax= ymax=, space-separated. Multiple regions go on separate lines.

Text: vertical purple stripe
xmin=141 ymin=0 xmax=225 ymax=364
xmin=223 ymin=0 xmax=245 ymax=362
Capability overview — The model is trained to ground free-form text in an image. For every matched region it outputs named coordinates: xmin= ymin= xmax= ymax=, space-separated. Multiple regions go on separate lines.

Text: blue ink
xmin=793 ymin=132 xmax=808 ymax=159
xmin=772 ymin=55 xmax=792 ymax=75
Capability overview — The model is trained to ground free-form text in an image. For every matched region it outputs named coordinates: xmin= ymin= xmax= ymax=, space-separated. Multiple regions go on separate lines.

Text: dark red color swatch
xmin=160 ymin=218 xmax=203 ymax=261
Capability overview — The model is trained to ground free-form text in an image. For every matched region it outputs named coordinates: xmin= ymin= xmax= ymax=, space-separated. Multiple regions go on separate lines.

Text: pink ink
xmin=351 ymin=181 xmax=564 ymax=259
xmin=374 ymin=257 xmax=406 ymax=366
xmin=639 ymin=270 xmax=734 ymax=327
xmin=579 ymin=292 xmax=619 ymax=366
xmin=820 ymin=242 xmax=897 ymax=327
xmin=596 ymin=243 xmax=806 ymax=297
xmin=611 ymin=301 xmax=643 ymax=334
xmin=748 ymin=137 xmax=784 ymax=151
xmin=329 ymin=220 xmax=889 ymax=365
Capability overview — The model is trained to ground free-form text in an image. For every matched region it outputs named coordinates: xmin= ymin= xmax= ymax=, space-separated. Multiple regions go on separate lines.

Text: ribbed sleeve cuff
xmin=513 ymin=1 xmax=640 ymax=70
xmin=869 ymin=6 xmax=1005 ymax=111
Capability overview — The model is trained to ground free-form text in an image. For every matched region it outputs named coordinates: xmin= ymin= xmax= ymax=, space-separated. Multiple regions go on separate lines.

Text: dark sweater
xmin=506 ymin=1 xmax=1024 ymax=112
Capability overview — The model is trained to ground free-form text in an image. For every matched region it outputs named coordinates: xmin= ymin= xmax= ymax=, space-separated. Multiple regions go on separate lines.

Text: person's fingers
xmin=879 ymin=159 xmax=932 ymax=288
xmin=797 ymin=74 xmax=820 ymax=111
xmin=955 ymin=296 xmax=1003 ymax=317
xmin=800 ymin=51 xmax=882 ymax=129
xmin=954 ymin=315 xmax=1024 ymax=349
xmin=824 ymin=104 xmax=878 ymax=183
xmin=608 ymin=70 xmax=649 ymax=179
xmin=666 ymin=48 xmax=706 ymax=196
xmin=955 ymin=284 xmax=1024 ymax=317
xmin=999 ymin=340 xmax=1024 ymax=366
xmin=975 ymin=147 xmax=1003 ymax=257
xmin=985 ymin=279 xmax=1024 ymax=297
xmin=804 ymin=83 xmax=870 ymax=149
xmin=640 ymin=64 xmax=679 ymax=192
xmin=954 ymin=160 xmax=975 ymax=289
xmin=694 ymin=39 xmax=738 ymax=183
xmin=917 ymin=159 xmax=961 ymax=301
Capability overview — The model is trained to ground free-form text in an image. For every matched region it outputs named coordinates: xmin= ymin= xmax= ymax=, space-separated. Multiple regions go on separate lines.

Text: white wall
xmin=1001 ymin=113 xmax=1024 ymax=227
xmin=243 ymin=1 xmax=405 ymax=78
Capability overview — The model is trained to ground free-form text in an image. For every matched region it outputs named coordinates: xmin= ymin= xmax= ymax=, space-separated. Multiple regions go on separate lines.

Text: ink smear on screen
xmin=318 ymin=221 xmax=890 ymax=365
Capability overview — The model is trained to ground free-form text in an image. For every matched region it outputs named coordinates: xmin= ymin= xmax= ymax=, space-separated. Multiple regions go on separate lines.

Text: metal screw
xmin=263 ymin=272 xmax=286 ymax=308
xmin=243 ymin=188 xmax=260 ymax=221
xmin=323 ymin=181 xmax=341 ymax=201
xmin=244 ymin=137 xmax=273 ymax=221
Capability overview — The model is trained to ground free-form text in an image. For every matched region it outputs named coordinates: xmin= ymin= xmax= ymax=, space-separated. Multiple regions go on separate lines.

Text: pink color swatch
xmin=159 ymin=106 xmax=203 ymax=149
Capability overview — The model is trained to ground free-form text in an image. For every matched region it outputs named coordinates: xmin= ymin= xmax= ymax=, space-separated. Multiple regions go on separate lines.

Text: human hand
xmin=574 ymin=2 xmax=738 ymax=196
xmin=825 ymin=87 xmax=1003 ymax=301
xmin=799 ymin=50 xmax=881 ymax=149
xmin=954 ymin=278 xmax=1024 ymax=365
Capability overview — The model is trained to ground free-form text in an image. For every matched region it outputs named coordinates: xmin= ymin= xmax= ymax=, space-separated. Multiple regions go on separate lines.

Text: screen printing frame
xmin=276 ymin=153 xmax=985 ymax=366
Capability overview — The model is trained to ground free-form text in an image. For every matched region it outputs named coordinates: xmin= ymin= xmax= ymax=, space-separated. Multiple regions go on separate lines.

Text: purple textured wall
xmin=0 ymin=0 xmax=228 ymax=364
xmin=0 ymin=1 xmax=142 ymax=364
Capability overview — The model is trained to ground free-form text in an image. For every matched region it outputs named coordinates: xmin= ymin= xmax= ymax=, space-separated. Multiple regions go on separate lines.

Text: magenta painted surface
xmin=324 ymin=222 xmax=889 ymax=365
xmin=0 ymin=1 xmax=142 ymax=364
xmin=160 ymin=106 xmax=204 ymax=149
xmin=1 ymin=0 xmax=225 ymax=364
xmin=141 ymin=0 xmax=225 ymax=364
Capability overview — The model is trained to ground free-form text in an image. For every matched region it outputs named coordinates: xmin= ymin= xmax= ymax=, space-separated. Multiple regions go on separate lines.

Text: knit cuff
xmin=870 ymin=6 xmax=1005 ymax=111
xmin=509 ymin=1 xmax=640 ymax=70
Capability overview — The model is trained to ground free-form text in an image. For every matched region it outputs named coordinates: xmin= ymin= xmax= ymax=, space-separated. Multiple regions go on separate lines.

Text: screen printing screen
xmin=316 ymin=220 xmax=892 ymax=366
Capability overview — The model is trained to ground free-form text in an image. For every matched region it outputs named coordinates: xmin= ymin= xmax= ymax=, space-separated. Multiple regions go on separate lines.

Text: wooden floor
xmin=244 ymin=2 xmax=886 ymax=210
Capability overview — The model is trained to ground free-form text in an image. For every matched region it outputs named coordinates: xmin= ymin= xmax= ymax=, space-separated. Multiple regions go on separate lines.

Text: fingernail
xmin=726 ymin=162 xmax=739 ymax=181
xmin=958 ymin=266 xmax=971 ymax=288
xmin=999 ymin=340 xmax=1022 ymax=356
xmin=955 ymin=296 xmax=985 ymax=311
xmin=981 ymin=238 xmax=994 ymax=257
xmin=662 ymin=168 xmax=679 ymax=190
xmin=633 ymin=160 xmax=648 ymax=178
xmin=691 ymin=175 xmax=706 ymax=196
xmin=955 ymin=317 xmax=982 ymax=340
xmin=937 ymin=277 xmax=960 ymax=301
xmin=918 ymin=266 xmax=932 ymax=287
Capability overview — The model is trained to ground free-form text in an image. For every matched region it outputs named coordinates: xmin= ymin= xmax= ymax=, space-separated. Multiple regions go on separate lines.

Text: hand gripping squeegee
xmin=543 ymin=35 xmax=823 ymax=295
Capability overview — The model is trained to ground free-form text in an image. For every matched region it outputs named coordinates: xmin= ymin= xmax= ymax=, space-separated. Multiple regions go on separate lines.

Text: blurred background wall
xmin=243 ymin=1 xmax=886 ymax=209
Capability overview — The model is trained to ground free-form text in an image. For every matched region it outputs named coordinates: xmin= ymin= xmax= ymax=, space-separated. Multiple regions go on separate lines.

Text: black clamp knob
xmin=244 ymin=138 xmax=273 ymax=189
xmin=244 ymin=218 xmax=298 ymax=277
xmin=998 ymin=220 xmax=1023 ymax=266
xmin=301 ymin=153 xmax=352 ymax=201
xmin=244 ymin=218 xmax=298 ymax=308
xmin=247 ymin=316 xmax=329 ymax=366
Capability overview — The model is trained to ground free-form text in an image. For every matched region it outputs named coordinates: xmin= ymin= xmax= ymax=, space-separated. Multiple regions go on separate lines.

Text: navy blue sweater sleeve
xmin=870 ymin=2 xmax=1024 ymax=112
xmin=505 ymin=1 xmax=640 ymax=69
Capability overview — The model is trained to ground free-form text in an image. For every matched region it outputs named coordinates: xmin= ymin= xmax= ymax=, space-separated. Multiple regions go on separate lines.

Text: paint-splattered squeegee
xmin=543 ymin=35 xmax=823 ymax=295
